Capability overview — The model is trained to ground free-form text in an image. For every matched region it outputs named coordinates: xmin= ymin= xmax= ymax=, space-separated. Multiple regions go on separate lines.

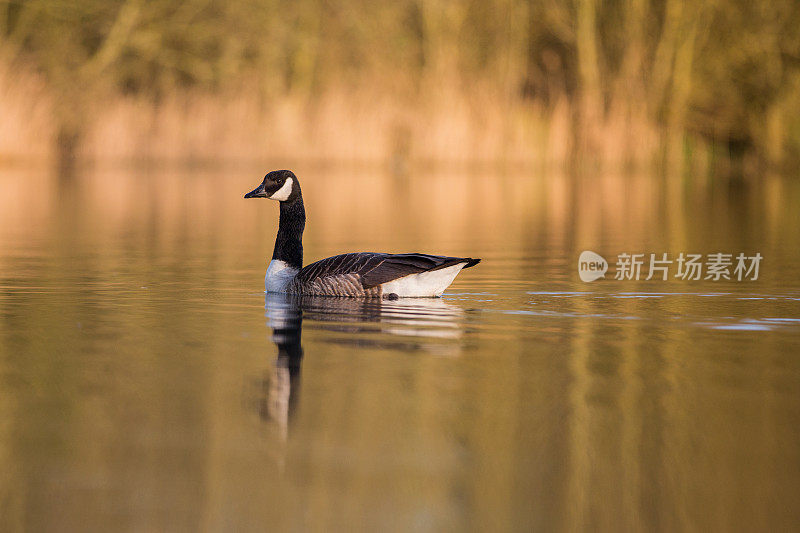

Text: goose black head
xmin=244 ymin=170 xmax=300 ymax=202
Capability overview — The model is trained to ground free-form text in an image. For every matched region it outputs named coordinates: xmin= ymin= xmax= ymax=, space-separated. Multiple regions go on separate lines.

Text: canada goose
xmin=245 ymin=170 xmax=480 ymax=298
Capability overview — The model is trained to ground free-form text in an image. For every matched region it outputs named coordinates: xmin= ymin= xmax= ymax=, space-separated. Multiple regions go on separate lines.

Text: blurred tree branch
xmin=81 ymin=0 xmax=143 ymax=79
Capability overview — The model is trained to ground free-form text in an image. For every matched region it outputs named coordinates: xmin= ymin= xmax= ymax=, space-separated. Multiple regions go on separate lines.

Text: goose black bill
xmin=244 ymin=183 xmax=267 ymax=198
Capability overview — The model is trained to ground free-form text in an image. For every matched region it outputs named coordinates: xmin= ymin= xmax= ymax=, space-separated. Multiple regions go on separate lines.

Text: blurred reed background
xmin=1 ymin=0 xmax=799 ymax=175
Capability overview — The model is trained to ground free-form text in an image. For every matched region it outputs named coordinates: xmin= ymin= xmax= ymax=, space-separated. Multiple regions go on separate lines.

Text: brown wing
xmin=294 ymin=252 xmax=480 ymax=290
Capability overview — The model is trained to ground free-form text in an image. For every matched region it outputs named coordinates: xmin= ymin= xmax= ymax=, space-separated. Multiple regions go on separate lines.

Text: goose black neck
xmin=272 ymin=197 xmax=305 ymax=269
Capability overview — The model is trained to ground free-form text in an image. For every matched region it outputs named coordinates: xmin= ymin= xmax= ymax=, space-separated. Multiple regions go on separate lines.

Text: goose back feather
xmin=287 ymin=252 xmax=480 ymax=297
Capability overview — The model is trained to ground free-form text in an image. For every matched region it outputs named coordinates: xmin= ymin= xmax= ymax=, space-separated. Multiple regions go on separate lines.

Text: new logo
xmin=578 ymin=251 xmax=608 ymax=282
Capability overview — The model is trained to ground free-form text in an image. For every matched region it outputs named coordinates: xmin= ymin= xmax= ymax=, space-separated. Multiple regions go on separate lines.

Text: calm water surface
xmin=0 ymin=166 xmax=799 ymax=531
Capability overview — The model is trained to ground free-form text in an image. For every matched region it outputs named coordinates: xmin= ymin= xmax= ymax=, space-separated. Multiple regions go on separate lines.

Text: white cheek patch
xmin=269 ymin=178 xmax=293 ymax=201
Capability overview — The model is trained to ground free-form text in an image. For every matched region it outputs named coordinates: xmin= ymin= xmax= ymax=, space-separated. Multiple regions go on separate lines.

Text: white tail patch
xmin=380 ymin=263 xmax=466 ymax=297
xmin=266 ymin=259 xmax=299 ymax=292
xmin=269 ymin=178 xmax=293 ymax=201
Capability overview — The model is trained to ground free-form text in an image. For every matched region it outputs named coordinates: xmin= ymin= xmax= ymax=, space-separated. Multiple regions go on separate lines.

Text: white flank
xmin=381 ymin=263 xmax=466 ymax=297
xmin=269 ymin=178 xmax=293 ymax=201
xmin=265 ymin=259 xmax=299 ymax=293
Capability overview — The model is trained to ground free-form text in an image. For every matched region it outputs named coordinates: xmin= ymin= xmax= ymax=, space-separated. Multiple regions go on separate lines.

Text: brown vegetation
xmin=1 ymin=0 xmax=799 ymax=173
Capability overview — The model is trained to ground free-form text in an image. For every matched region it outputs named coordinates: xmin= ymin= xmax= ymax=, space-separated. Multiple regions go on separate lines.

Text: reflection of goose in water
xmin=298 ymin=294 xmax=465 ymax=340
xmin=259 ymin=293 xmax=466 ymax=428
xmin=259 ymin=293 xmax=303 ymax=433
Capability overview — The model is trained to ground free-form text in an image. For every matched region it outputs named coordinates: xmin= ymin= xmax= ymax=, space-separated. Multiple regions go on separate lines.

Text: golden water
xmin=0 ymin=166 xmax=798 ymax=531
